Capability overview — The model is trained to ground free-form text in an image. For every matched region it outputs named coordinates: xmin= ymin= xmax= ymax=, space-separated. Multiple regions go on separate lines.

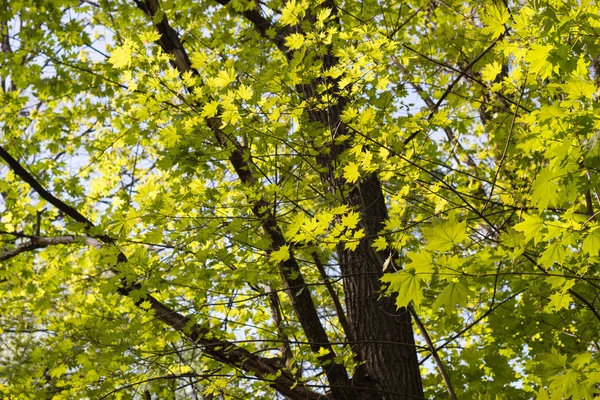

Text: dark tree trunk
xmin=303 ymin=72 xmax=424 ymax=399
xmin=338 ymin=174 xmax=424 ymax=400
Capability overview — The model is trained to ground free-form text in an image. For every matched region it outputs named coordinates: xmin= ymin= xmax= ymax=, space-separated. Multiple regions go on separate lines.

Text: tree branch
xmin=408 ymin=306 xmax=457 ymax=400
xmin=266 ymin=283 xmax=297 ymax=373
xmin=312 ymin=251 xmax=354 ymax=344
xmin=392 ymin=58 xmax=479 ymax=172
xmin=0 ymin=235 xmax=101 ymax=262
xmin=403 ymin=34 xmax=506 ymax=146
xmin=130 ymin=0 xmax=351 ymax=394
xmin=0 ymin=145 xmax=321 ymax=400
xmin=401 ymin=43 xmax=530 ymax=114
xmin=211 ymin=0 xmax=289 ymax=53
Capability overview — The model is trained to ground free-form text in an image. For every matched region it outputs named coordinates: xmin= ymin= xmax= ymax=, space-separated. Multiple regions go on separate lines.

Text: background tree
xmin=1 ymin=0 xmax=600 ymax=399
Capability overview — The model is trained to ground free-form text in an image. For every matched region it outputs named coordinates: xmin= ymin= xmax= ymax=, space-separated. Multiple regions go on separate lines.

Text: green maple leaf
xmin=531 ymin=169 xmax=560 ymax=212
xmin=547 ymin=291 xmax=572 ymax=311
xmin=538 ymin=242 xmax=566 ymax=269
xmin=270 ymin=245 xmax=291 ymax=263
xmin=481 ymin=5 xmax=509 ymax=38
xmin=481 ymin=60 xmax=503 ymax=81
xmin=405 ymin=251 xmax=435 ymax=279
xmin=514 ymin=213 xmax=544 ymax=242
xmin=49 ymin=364 xmax=68 ymax=378
xmin=109 ymin=42 xmax=133 ymax=69
xmin=583 ymin=228 xmax=600 ymax=256
xmin=285 ymin=33 xmax=305 ymax=50
xmin=381 ymin=271 xmax=423 ymax=308
xmin=563 ymin=76 xmax=596 ymax=100
xmin=424 ymin=218 xmax=469 ymax=252
xmin=526 ymin=44 xmax=554 ymax=79
xmin=343 ymin=162 xmax=360 ymax=183
xmin=542 ymin=348 xmax=568 ymax=371
xmin=372 ymin=236 xmax=388 ymax=251
xmin=433 ymin=281 xmax=472 ymax=314
xmin=536 ymin=388 xmax=550 ymax=400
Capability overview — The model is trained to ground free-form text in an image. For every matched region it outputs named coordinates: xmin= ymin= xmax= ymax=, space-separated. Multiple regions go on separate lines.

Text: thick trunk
xmin=339 ymin=174 xmax=424 ymax=399
xmin=304 ymin=87 xmax=424 ymax=399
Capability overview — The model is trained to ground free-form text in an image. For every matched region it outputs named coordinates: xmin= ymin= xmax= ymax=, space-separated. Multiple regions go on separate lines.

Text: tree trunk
xmin=304 ymin=76 xmax=424 ymax=399
xmin=339 ymin=174 xmax=424 ymax=399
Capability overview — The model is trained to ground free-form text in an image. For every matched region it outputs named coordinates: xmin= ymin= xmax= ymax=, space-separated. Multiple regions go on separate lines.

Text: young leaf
xmin=546 ymin=291 xmax=572 ymax=312
xmin=270 ymin=245 xmax=291 ymax=263
xmin=432 ymin=281 xmax=472 ymax=314
xmin=405 ymin=251 xmax=435 ymax=278
xmin=583 ymin=228 xmax=600 ymax=256
xmin=423 ymin=218 xmax=469 ymax=252
xmin=285 ymin=33 xmax=305 ymax=50
xmin=481 ymin=60 xmax=503 ymax=81
xmin=381 ymin=271 xmax=423 ymax=308
xmin=481 ymin=5 xmax=509 ymax=38
xmin=531 ymin=169 xmax=560 ymax=212
xmin=514 ymin=213 xmax=544 ymax=242
xmin=343 ymin=162 xmax=360 ymax=184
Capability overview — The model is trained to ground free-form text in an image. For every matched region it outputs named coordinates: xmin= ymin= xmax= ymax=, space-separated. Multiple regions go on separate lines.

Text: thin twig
xmin=409 ymin=305 xmax=457 ymax=400
xmin=403 ymin=34 xmax=506 ymax=146
xmin=482 ymin=73 xmax=527 ymax=213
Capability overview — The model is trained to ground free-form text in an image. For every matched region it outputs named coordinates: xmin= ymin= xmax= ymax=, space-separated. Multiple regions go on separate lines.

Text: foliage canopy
xmin=1 ymin=0 xmax=600 ymax=399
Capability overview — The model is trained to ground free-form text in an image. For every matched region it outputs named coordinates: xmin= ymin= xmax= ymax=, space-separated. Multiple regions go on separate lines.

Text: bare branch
xmin=409 ymin=306 xmax=457 ymax=400
xmin=312 ymin=252 xmax=354 ymax=344
xmin=267 ymin=284 xmax=297 ymax=372
xmin=0 ymin=235 xmax=101 ymax=262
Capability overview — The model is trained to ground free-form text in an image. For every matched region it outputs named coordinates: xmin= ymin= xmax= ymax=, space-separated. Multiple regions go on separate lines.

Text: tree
xmin=1 ymin=0 xmax=600 ymax=398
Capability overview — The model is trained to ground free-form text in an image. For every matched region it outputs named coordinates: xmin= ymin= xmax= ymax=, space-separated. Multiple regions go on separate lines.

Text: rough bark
xmin=340 ymin=175 xmax=424 ymax=399
xmin=305 ymin=98 xmax=424 ymax=399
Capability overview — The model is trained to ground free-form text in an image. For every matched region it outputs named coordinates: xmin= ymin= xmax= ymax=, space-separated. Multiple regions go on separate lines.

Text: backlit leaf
xmin=381 ymin=271 xmax=423 ymax=308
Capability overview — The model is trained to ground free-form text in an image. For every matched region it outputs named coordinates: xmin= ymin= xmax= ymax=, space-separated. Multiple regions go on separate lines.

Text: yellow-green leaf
xmin=49 ymin=364 xmax=68 ymax=378
xmin=547 ymin=291 xmax=572 ymax=312
xmin=271 ymin=244 xmax=291 ymax=263
xmin=237 ymin=84 xmax=253 ymax=101
xmin=280 ymin=0 xmax=308 ymax=26
xmin=109 ymin=43 xmax=132 ymax=69
xmin=536 ymin=388 xmax=550 ymax=400
xmin=526 ymin=44 xmax=554 ymax=79
xmin=583 ymin=228 xmax=600 ymax=256
xmin=481 ymin=5 xmax=509 ymax=38
xmin=405 ymin=251 xmax=435 ymax=278
xmin=538 ymin=242 xmax=566 ymax=269
xmin=212 ymin=68 xmax=236 ymax=88
xmin=481 ymin=61 xmax=503 ymax=81
xmin=432 ymin=281 xmax=472 ymax=314
xmin=514 ymin=214 xmax=544 ymax=242
xmin=531 ymin=169 xmax=560 ymax=212
xmin=563 ymin=76 xmax=596 ymax=100
xmin=372 ymin=236 xmax=388 ymax=251
xmin=381 ymin=271 xmax=423 ymax=308
xmin=342 ymin=211 xmax=360 ymax=229
xmin=285 ymin=33 xmax=305 ymax=50
xmin=424 ymin=218 xmax=469 ymax=252
xmin=343 ymin=162 xmax=360 ymax=184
